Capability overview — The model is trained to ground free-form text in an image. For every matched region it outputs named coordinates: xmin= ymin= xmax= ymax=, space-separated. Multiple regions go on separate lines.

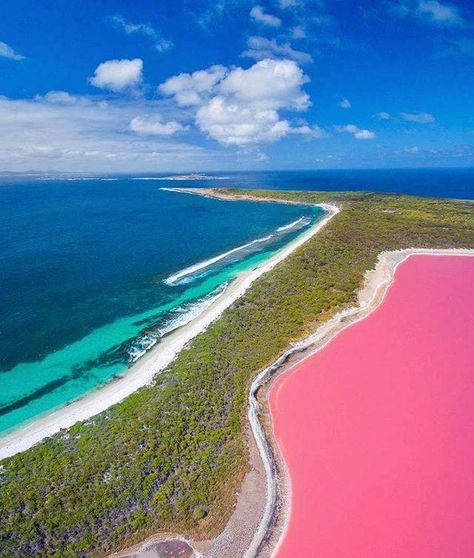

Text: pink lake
xmin=270 ymin=256 xmax=474 ymax=558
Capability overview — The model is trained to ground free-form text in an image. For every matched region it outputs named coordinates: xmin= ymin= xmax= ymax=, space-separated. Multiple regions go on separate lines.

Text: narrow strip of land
xmin=111 ymin=190 xmax=473 ymax=558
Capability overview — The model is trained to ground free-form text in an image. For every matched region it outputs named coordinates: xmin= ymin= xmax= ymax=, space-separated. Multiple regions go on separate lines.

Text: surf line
xmin=164 ymin=217 xmax=311 ymax=286
xmin=164 ymin=235 xmax=273 ymax=285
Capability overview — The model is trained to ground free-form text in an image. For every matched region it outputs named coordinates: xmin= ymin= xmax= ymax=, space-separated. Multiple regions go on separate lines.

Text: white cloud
xmin=0 ymin=94 xmax=210 ymax=172
xmin=196 ymin=98 xmax=291 ymax=145
xmin=417 ymin=0 xmax=462 ymax=24
xmin=41 ymin=91 xmax=81 ymax=105
xmin=218 ymin=59 xmax=310 ymax=111
xmin=279 ymin=0 xmax=302 ymax=7
xmin=111 ymin=15 xmax=173 ymax=52
xmin=0 ymin=41 xmax=25 ymax=61
xmin=89 ymin=59 xmax=143 ymax=92
xmin=290 ymin=124 xmax=329 ymax=138
xmin=389 ymin=0 xmax=464 ymax=26
xmin=400 ymin=111 xmax=435 ymax=123
xmin=291 ymin=25 xmax=307 ymax=39
xmin=336 ymin=124 xmax=376 ymax=139
xmin=159 ymin=65 xmax=227 ymax=106
xmin=339 ymin=98 xmax=351 ymax=109
xmin=242 ymin=36 xmax=313 ymax=64
xmin=160 ymin=58 xmax=318 ymax=146
xmin=250 ymin=5 xmax=282 ymax=27
xmin=129 ymin=116 xmax=188 ymax=136
xmin=374 ymin=111 xmax=391 ymax=120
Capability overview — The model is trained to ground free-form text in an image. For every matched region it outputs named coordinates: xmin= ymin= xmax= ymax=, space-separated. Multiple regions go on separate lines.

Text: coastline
xmin=108 ymin=191 xmax=474 ymax=558
xmin=254 ymin=248 xmax=474 ymax=558
xmin=112 ymin=240 xmax=474 ymax=558
xmin=0 ymin=192 xmax=338 ymax=461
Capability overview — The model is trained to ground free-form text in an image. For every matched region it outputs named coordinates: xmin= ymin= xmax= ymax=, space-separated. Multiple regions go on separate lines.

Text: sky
xmin=0 ymin=0 xmax=473 ymax=173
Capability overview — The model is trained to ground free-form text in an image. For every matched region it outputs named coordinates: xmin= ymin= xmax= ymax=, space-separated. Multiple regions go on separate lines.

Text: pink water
xmin=270 ymin=256 xmax=474 ymax=558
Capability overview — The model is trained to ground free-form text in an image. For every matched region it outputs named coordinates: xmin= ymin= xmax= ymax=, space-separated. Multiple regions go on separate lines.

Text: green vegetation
xmin=1 ymin=190 xmax=473 ymax=557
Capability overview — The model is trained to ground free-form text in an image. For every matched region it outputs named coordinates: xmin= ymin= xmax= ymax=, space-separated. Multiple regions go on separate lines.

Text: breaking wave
xmin=164 ymin=235 xmax=274 ymax=286
xmin=164 ymin=215 xmax=312 ymax=287
xmin=127 ymin=283 xmax=228 ymax=362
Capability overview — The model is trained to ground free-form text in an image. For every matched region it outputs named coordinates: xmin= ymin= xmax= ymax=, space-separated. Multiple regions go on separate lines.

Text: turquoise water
xmin=0 ymin=180 xmax=322 ymax=433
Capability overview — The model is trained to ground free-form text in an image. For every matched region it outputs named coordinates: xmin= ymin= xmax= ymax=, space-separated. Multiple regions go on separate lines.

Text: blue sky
xmin=0 ymin=0 xmax=473 ymax=172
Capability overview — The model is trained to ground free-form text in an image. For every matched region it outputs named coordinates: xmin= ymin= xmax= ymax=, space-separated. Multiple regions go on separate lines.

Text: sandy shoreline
xmin=112 ymin=233 xmax=474 ymax=558
xmin=4 ymin=186 xmax=471 ymax=558
xmin=0 ymin=192 xmax=338 ymax=461
xmin=254 ymin=248 xmax=474 ymax=558
xmin=107 ymin=191 xmax=474 ymax=558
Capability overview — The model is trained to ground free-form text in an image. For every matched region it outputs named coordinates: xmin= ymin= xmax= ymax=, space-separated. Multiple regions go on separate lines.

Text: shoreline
xmin=110 ymin=191 xmax=474 ymax=558
xmin=0 ymin=192 xmax=338 ymax=461
xmin=255 ymin=248 xmax=474 ymax=558
xmin=111 ymin=232 xmax=474 ymax=557
xmin=265 ymin=252 xmax=474 ymax=558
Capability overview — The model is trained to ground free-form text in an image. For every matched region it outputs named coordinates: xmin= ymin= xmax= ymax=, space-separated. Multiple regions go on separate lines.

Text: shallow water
xmin=0 ymin=180 xmax=321 ymax=433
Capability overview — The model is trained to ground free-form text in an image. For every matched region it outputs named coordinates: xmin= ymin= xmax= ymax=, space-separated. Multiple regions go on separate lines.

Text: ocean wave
xmin=164 ymin=234 xmax=274 ymax=286
xmin=164 ymin=215 xmax=312 ymax=287
xmin=127 ymin=283 xmax=228 ymax=362
xmin=277 ymin=216 xmax=311 ymax=232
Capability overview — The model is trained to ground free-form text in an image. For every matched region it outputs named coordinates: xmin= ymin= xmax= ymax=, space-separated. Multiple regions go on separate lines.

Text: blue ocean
xmin=0 ymin=168 xmax=472 ymax=434
xmin=0 ymin=178 xmax=321 ymax=433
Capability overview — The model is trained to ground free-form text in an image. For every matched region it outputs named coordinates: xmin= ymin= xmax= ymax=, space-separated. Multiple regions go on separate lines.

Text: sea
xmin=0 ymin=168 xmax=472 ymax=434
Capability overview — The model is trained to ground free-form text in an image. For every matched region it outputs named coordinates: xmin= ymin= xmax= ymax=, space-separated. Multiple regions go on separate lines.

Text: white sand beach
xmin=0 ymin=192 xmax=339 ymax=460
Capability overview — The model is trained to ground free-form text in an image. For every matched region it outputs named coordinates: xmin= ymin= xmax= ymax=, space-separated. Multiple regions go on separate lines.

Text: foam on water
xmin=127 ymin=282 xmax=228 ymax=362
xmin=164 ymin=216 xmax=312 ymax=286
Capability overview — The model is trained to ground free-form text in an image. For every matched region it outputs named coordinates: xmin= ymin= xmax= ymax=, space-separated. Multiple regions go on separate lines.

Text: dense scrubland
xmin=1 ymin=190 xmax=473 ymax=557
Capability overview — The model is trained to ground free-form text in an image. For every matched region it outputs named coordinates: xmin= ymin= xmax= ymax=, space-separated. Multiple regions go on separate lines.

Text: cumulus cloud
xmin=196 ymin=99 xmax=291 ymax=145
xmin=389 ymin=0 xmax=464 ymax=26
xmin=160 ymin=58 xmax=318 ymax=146
xmin=129 ymin=116 xmax=188 ymax=136
xmin=158 ymin=65 xmax=227 ymax=106
xmin=250 ymin=5 xmax=282 ymax=27
xmin=242 ymin=36 xmax=313 ymax=64
xmin=339 ymin=98 xmax=351 ymax=109
xmin=0 ymin=41 xmax=25 ymax=61
xmin=111 ymin=15 xmax=173 ymax=52
xmin=90 ymin=59 xmax=143 ymax=92
xmin=336 ymin=124 xmax=376 ymax=139
xmin=400 ymin=111 xmax=435 ymax=123
xmin=218 ymin=59 xmax=310 ymax=110
xmin=290 ymin=124 xmax=329 ymax=138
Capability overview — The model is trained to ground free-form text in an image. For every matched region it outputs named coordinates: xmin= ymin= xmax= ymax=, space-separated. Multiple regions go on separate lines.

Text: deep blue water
xmin=134 ymin=167 xmax=474 ymax=199
xmin=0 ymin=179 xmax=319 ymax=432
